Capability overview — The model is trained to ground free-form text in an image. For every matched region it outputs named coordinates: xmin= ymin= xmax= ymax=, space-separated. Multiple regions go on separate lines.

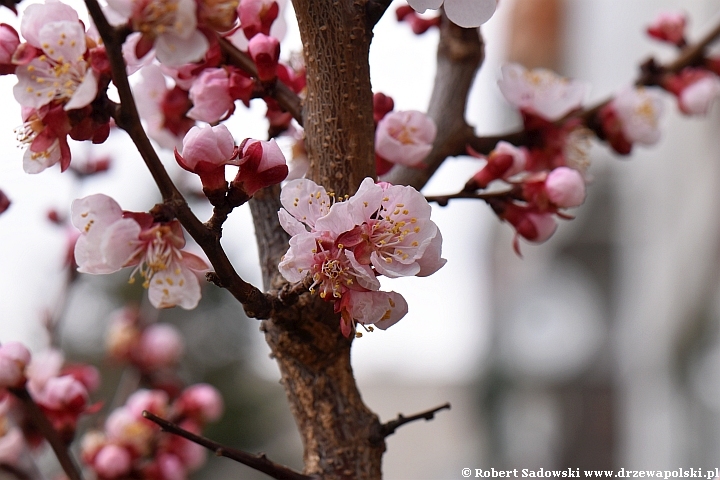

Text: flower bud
xmin=231 ymin=138 xmax=288 ymax=197
xmin=248 ymin=33 xmax=280 ymax=82
xmin=545 ymin=167 xmax=585 ymax=208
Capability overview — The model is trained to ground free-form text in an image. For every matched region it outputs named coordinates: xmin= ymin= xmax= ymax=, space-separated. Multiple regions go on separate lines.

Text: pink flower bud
xmin=375 ymin=110 xmax=436 ymax=168
xmin=34 ymin=375 xmax=88 ymax=412
xmin=175 ymin=125 xmax=238 ymax=193
xmin=679 ymin=74 xmax=720 ymax=115
xmin=94 ymin=444 xmax=132 ymax=479
xmin=373 ymin=92 xmax=394 ymax=124
xmin=248 ymin=33 xmax=280 ymax=82
xmin=545 ymin=167 xmax=586 ymax=208
xmin=135 ymin=323 xmax=185 ymax=369
xmin=176 ymin=384 xmax=224 ymax=422
xmin=126 ymin=389 xmax=169 ymax=419
xmin=232 ymin=138 xmax=288 ymax=196
xmin=647 ymin=11 xmax=687 ymax=46
xmin=187 ymin=68 xmax=235 ymax=123
xmin=471 ymin=141 xmax=527 ymax=188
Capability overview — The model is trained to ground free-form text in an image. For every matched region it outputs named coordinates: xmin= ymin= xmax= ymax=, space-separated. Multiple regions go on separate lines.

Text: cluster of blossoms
xmin=128 ymin=0 xmax=305 ymax=150
xmin=278 ymin=177 xmax=445 ymax=336
xmin=106 ymin=307 xmax=184 ymax=377
xmin=81 ymin=385 xmax=223 ymax=479
xmin=646 ymin=11 xmax=720 ymax=115
xmin=0 ymin=343 xmax=100 ymax=468
xmin=174 ymin=123 xmax=288 ymax=204
xmin=3 ymin=0 xmax=112 ymax=173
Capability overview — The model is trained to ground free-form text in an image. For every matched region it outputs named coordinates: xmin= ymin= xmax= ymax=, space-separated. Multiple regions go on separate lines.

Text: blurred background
xmin=2 ymin=0 xmax=720 ymax=478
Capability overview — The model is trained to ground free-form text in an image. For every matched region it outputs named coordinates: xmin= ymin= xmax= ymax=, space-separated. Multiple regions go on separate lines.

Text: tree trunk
xmin=250 ymin=1 xmax=384 ymax=478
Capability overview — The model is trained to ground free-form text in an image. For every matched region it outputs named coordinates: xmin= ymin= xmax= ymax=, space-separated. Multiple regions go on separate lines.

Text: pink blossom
xmin=339 ymin=290 xmax=408 ymax=336
xmin=647 ymin=11 xmax=687 ymax=46
xmin=94 ymin=444 xmax=133 ymax=479
xmin=609 ymin=86 xmax=664 ymax=145
xmin=544 ymin=167 xmax=586 ymax=208
xmin=135 ymin=323 xmax=185 ymax=369
xmin=16 ymin=105 xmax=71 ymax=174
xmin=407 ymin=0 xmax=497 ymax=28
xmin=176 ymin=384 xmax=224 ymax=422
xmin=134 ymin=64 xmax=194 ymax=150
xmin=20 ymin=0 xmax=79 ymax=48
xmin=498 ymin=63 xmax=588 ymax=121
xmin=105 ymin=407 xmax=155 ymax=455
xmin=375 ymin=110 xmax=436 ymax=168
xmin=248 ymin=33 xmax=280 ymax=82
xmin=664 ymin=68 xmax=720 ymax=115
xmin=187 ymin=68 xmax=235 ymax=123
xmin=675 ymin=73 xmax=720 ymax=115
xmin=232 ymin=138 xmax=289 ymax=196
xmin=71 ymin=194 xmax=209 ymax=309
xmin=106 ymin=0 xmax=209 ymax=66
xmin=14 ymin=5 xmax=98 ymax=111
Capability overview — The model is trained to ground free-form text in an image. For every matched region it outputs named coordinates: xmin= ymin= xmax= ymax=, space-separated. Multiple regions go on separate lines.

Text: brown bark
xmin=250 ymin=1 xmax=384 ymax=478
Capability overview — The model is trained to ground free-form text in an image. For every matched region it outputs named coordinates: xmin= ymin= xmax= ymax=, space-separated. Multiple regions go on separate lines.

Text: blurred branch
xmin=84 ymin=0 xmax=276 ymax=319
xmin=370 ymin=402 xmax=451 ymax=443
xmin=382 ymin=15 xmax=484 ymax=190
xmin=8 ymin=387 xmax=83 ymax=480
xmin=218 ymin=37 xmax=304 ymax=126
xmin=0 ymin=464 xmax=31 ymax=480
xmin=425 ymin=189 xmax=519 ymax=206
xmin=142 ymin=411 xmax=315 ymax=480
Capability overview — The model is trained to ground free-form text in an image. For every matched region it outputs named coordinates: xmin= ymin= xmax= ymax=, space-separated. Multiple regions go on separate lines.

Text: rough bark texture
xmin=249 ymin=1 xmax=384 ymax=478
xmin=294 ymin=0 xmax=376 ymax=193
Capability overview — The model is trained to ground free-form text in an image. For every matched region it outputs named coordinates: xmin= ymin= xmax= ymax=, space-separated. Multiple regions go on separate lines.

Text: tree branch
xmin=8 ymin=387 xmax=83 ymax=480
xmin=142 ymin=411 xmax=315 ymax=480
xmin=370 ymin=402 xmax=451 ymax=444
xmin=218 ymin=36 xmax=304 ymax=126
xmin=84 ymin=0 xmax=275 ymax=319
xmin=367 ymin=0 xmax=394 ymax=28
xmin=382 ymin=16 xmax=484 ymax=190
xmin=387 ymin=15 xmax=720 ymax=186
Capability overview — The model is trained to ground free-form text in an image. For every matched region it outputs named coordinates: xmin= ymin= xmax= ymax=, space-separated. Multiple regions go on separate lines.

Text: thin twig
xmin=8 ymin=387 xmax=83 ymax=480
xmin=218 ymin=36 xmax=304 ymax=126
xmin=84 ymin=0 xmax=275 ymax=319
xmin=142 ymin=411 xmax=315 ymax=480
xmin=370 ymin=402 xmax=451 ymax=444
xmin=425 ymin=190 xmax=517 ymax=206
